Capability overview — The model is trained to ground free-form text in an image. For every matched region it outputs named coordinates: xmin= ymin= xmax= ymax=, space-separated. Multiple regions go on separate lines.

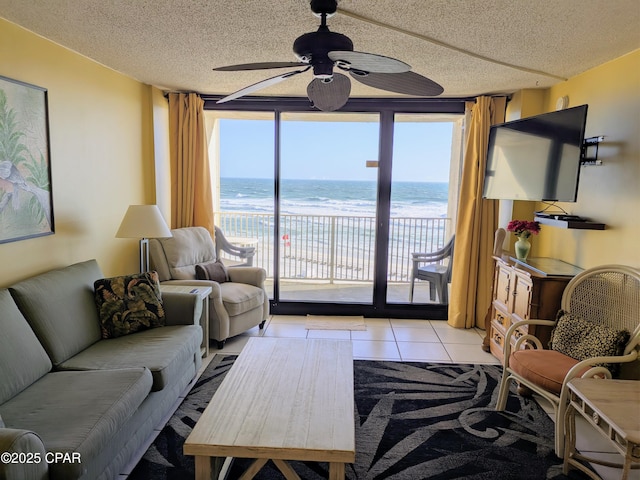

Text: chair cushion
xmin=220 ymin=282 xmax=265 ymax=316
xmin=196 ymin=259 xmax=229 ymax=283
xmin=0 ymin=289 xmax=52 ymax=404
xmin=94 ymin=271 xmax=166 ymax=339
xmin=510 ymin=349 xmax=587 ymax=395
xmin=550 ymin=310 xmax=630 ymax=373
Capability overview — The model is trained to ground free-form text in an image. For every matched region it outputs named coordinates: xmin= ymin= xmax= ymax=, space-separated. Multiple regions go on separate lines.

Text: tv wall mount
xmin=581 ymin=136 xmax=604 ymax=165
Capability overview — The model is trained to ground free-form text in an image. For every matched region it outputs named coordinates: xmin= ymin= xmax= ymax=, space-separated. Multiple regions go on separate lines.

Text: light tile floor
xmin=218 ymin=315 xmax=500 ymax=364
xmin=209 ymin=315 xmax=638 ymax=480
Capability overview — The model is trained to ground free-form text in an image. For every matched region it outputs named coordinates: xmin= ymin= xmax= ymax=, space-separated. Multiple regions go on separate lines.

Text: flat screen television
xmin=482 ymin=105 xmax=588 ymax=202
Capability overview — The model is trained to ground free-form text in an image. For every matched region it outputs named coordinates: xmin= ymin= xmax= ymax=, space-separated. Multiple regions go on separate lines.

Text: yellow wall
xmin=501 ymin=50 xmax=640 ymax=269
xmin=537 ymin=51 xmax=640 ymax=268
xmin=0 ymin=19 xmax=157 ymax=285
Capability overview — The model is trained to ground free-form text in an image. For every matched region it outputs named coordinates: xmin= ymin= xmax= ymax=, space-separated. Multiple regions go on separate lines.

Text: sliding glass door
xmin=278 ymin=112 xmax=380 ymax=304
xmin=206 ymin=99 xmax=464 ymax=318
xmin=386 ymin=115 xmax=457 ymax=305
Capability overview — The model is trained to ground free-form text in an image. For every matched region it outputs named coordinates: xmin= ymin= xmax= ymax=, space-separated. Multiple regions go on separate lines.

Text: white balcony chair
xmin=495 ymin=264 xmax=640 ymax=458
xmin=214 ymin=226 xmax=256 ymax=267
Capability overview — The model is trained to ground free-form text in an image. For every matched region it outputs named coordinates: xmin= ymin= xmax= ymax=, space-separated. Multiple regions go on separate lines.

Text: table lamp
xmin=116 ymin=205 xmax=172 ymax=272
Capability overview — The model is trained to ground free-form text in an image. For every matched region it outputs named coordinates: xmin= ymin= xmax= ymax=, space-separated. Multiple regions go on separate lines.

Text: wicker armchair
xmin=495 ymin=265 xmax=640 ymax=457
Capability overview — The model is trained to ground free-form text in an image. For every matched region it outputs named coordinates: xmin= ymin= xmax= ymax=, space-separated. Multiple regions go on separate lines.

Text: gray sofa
xmin=0 ymin=260 xmax=203 ymax=480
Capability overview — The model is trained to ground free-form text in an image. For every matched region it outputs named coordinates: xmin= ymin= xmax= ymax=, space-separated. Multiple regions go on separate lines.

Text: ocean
xmin=219 ymin=178 xmax=448 ymax=218
xmin=217 ymin=178 xmax=450 ymax=281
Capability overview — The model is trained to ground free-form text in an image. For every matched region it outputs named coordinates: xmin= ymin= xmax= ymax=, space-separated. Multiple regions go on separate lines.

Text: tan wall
xmin=500 ymin=50 xmax=640 ymax=269
xmin=0 ymin=19 xmax=156 ymax=285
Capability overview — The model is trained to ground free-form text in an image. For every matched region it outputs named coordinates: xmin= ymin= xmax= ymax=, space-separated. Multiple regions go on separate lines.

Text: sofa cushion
xmin=550 ymin=310 xmax=630 ymax=373
xmin=220 ymin=282 xmax=265 ymax=316
xmin=9 ymin=260 xmax=103 ymax=366
xmin=94 ymin=271 xmax=166 ymax=339
xmin=0 ymin=368 xmax=152 ymax=480
xmin=195 ymin=259 xmax=229 ymax=283
xmin=0 ymin=289 xmax=52 ymax=404
xmin=157 ymin=227 xmax=216 ymax=280
xmin=57 ymin=325 xmax=202 ymax=391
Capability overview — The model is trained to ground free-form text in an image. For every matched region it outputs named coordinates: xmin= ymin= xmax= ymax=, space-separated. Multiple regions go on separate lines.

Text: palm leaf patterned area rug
xmin=130 ymin=356 xmax=589 ymax=479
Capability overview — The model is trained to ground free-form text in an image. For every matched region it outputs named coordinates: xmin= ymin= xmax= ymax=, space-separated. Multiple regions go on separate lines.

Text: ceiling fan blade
xmin=350 ymin=71 xmax=444 ymax=96
xmin=217 ymin=67 xmax=310 ymax=104
xmin=328 ymin=51 xmax=410 ymax=73
xmin=213 ymin=61 xmax=307 ymax=71
xmin=307 ymin=73 xmax=351 ymax=111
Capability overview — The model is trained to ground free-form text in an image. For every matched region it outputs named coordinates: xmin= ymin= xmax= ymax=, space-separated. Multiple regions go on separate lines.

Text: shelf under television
xmin=534 ymin=216 xmax=606 ymax=230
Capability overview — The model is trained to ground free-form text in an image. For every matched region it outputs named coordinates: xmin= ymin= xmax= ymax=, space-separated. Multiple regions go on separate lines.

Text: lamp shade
xmin=116 ymin=205 xmax=172 ymax=239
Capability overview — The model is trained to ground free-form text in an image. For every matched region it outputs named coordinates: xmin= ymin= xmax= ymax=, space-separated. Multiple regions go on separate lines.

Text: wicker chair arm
xmin=565 ymin=350 xmax=639 ymax=385
xmin=513 ymin=333 xmax=544 ymax=351
xmin=502 ymin=319 xmax=556 ymax=367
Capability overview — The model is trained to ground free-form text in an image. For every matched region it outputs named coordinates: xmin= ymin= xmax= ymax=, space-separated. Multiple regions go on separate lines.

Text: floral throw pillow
xmin=94 ymin=271 xmax=165 ymax=339
xmin=549 ymin=310 xmax=630 ymax=375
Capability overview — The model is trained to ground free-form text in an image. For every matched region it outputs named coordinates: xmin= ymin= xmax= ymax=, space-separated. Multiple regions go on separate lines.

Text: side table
xmin=564 ymin=378 xmax=640 ymax=480
xmin=160 ymin=285 xmax=212 ymax=357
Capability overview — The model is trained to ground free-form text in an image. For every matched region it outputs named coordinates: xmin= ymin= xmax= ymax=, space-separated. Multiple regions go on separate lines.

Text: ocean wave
xmin=220 ymin=178 xmax=448 ymax=217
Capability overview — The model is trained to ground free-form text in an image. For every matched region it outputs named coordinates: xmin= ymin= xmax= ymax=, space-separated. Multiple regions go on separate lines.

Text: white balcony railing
xmin=215 ymin=212 xmax=451 ymax=283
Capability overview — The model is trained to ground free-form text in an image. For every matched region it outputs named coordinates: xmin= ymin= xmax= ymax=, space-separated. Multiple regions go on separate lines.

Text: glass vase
xmin=515 ymin=236 xmax=531 ymax=261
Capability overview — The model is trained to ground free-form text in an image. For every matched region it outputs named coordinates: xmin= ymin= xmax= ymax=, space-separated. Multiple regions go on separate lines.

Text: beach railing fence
xmin=215 ymin=212 xmax=451 ymax=283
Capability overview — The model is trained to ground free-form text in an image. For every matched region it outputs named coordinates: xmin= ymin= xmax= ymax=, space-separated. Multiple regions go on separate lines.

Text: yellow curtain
xmin=167 ymin=93 xmax=214 ymax=236
xmin=448 ymin=96 xmax=506 ymax=329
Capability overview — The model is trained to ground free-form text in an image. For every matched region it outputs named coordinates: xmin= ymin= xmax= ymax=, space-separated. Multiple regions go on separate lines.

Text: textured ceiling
xmin=1 ymin=0 xmax=639 ymax=100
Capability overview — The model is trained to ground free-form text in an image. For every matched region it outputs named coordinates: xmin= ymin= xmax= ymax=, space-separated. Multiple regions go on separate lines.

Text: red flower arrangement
xmin=507 ymin=220 xmax=541 ymax=239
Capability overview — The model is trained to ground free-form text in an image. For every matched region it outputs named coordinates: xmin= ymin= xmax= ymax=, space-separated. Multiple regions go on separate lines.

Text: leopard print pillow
xmin=550 ymin=310 xmax=630 ymax=375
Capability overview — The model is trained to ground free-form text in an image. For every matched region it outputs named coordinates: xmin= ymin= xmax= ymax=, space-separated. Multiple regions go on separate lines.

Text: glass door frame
xmin=204 ymin=96 xmax=467 ymax=319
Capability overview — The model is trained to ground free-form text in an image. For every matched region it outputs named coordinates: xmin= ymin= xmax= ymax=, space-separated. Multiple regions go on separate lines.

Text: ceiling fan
xmin=213 ymin=0 xmax=444 ymax=111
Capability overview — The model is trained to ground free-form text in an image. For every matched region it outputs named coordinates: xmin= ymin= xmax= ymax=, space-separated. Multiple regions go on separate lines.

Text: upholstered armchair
xmin=149 ymin=227 xmax=269 ymax=349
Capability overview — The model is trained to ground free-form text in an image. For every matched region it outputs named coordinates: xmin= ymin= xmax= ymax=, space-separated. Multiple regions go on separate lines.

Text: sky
xmin=219 ymin=118 xmax=454 ymax=183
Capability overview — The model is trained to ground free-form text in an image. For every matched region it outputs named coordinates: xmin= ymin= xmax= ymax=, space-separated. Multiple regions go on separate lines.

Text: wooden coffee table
xmin=184 ymin=337 xmax=355 ymax=479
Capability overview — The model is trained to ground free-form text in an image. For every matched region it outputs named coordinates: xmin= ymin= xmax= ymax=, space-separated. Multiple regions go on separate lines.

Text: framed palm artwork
xmin=0 ymin=75 xmax=54 ymax=244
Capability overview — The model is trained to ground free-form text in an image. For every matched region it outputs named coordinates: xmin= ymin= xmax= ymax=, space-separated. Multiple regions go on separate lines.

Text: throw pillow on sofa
xmin=195 ymin=259 xmax=229 ymax=283
xmin=94 ymin=271 xmax=165 ymax=339
xmin=549 ymin=309 xmax=630 ymax=374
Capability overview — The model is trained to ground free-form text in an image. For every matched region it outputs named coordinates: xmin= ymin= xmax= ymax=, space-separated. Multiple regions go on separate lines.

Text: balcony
xmin=215 ymin=212 xmax=452 ymax=304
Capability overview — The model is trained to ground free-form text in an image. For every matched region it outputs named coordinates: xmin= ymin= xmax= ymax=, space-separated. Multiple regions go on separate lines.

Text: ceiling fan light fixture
xmin=212 ymin=0 xmax=444 ymax=110
xmin=307 ymin=72 xmax=350 ymax=111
